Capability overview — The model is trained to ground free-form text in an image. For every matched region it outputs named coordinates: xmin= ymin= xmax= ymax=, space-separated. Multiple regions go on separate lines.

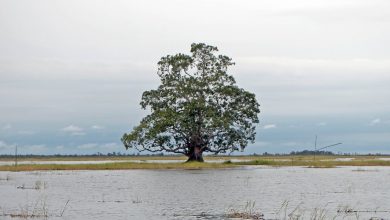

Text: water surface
xmin=0 ymin=166 xmax=389 ymax=219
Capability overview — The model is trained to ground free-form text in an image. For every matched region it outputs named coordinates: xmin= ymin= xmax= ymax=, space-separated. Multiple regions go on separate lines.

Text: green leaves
xmin=122 ymin=43 xmax=260 ymax=156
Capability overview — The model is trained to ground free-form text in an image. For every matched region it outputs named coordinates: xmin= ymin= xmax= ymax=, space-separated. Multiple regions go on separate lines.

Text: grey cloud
xmin=0 ymin=140 xmax=12 ymax=149
xmin=17 ymin=130 xmax=36 ymax=135
xmin=0 ymin=141 xmax=15 ymax=155
xmin=77 ymin=143 xmax=98 ymax=150
xmin=276 ymin=0 xmax=390 ymax=23
xmin=369 ymin=118 xmax=381 ymax=126
xmin=0 ymin=141 xmax=47 ymax=154
xmin=1 ymin=0 xmax=389 ymax=154
xmin=1 ymin=124 xmax=11 ymax=130
xmin=22 ymin=145 xmax=47 ymax=152
xmin=317 ymin=122 xmax=327 ymax=127
xmin=0 ymin=59 xmax=156 ymax=81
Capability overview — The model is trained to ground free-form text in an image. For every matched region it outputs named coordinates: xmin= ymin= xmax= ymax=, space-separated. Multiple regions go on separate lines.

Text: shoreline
xmin=1 ymin=156 xmax=390 ymax=171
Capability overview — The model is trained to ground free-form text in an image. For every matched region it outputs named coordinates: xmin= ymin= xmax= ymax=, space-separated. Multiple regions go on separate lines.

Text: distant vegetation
xmin=0 ymin=150 xmax=388 ymax=159
xmin=0 ymin=152 xmax=164 ymax=159
xmin=288 ymin=150 xmax=334 ymax=155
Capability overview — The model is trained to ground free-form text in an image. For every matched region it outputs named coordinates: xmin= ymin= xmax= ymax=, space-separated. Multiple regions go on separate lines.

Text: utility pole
xmin=313 ymin=138 xmax=342 ymax=162
xmin=314 ymin=135 xmax=317 ymax=161
xmin=15 ymin=145 xmax=18 ymax=167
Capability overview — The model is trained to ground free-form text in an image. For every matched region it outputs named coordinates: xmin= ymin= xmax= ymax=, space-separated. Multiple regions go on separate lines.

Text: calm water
xmin=0 ymin=159 xmax=250 ymax=166
xmin=0 ymin=166 xmax=389 ymax=220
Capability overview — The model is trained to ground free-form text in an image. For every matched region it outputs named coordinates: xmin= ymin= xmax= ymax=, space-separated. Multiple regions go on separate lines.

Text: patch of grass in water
xmin=227 ymin=201 xmax=264 ymax=220
xmin=307 ymin=164 xmax=336 ymax=168
xmin=234 ymin=159 xmax=280 ymax=166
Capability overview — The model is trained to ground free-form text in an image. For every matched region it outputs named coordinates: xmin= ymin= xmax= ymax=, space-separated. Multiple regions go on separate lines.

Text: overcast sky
xmin=1 ymin=0 xmax=389 ymax=155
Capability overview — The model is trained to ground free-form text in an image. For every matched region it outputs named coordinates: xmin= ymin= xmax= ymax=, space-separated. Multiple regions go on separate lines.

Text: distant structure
xmin=313 ymin=135 xmax=342 ymax=161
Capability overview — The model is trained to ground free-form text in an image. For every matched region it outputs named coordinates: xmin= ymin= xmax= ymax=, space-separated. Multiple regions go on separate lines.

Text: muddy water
xmin=0 ymin=166 xmax=389 ymax=220
xmin=0 ymin=159 xmax=250 ymax=166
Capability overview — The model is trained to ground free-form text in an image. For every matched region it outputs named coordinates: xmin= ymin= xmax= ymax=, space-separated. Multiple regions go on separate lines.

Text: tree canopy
xmin=122 ymin=43 xmax=260 ymax=161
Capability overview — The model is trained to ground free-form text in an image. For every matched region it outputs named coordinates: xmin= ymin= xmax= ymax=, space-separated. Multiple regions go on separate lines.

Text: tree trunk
xmin=186 ymin=146 xmax=204 ymax=162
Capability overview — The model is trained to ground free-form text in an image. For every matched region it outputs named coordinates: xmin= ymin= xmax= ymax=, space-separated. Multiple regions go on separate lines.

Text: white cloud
xmin=62 ymin=125 xmax=83 ymax=132
xmin=62 ymin=125 xmax=86 ymax=136
xmin=91 ymin=125 xmax=104 ymax=130
xmin=369 ymin=118 xmax=381 ymax=126
xmin=263 ymin=124 xmax=277 ymax=129
xmin=317 ymin=122 xmax=327 ymax=126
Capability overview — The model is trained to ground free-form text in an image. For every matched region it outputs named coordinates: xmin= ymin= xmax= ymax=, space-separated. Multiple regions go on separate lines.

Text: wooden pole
xmin=314 ymin=135 xmax=317 ymax=161
xmin=15 ymin=145 xmax=18 ymax=167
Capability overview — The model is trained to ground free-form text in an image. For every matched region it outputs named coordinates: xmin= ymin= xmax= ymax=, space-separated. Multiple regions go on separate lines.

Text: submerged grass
xmin=227 ymin=200 xmax=264 ymax=220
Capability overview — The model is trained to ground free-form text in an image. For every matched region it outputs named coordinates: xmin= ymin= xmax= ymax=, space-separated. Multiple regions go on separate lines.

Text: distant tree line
xmin=0 ymin=151 xmax=388 ymax=158
xmin=0 ymin=152 xmax=169 ymax=158
xmin=257 ymin=151 xmax=388 ymax=156
xmin=289 ymin=150 xmax=334 ymax=155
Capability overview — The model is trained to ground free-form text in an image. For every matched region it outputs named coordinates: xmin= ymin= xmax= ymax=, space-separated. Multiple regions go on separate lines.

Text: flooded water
xmin=0 ymin=160 xmax=188 ymax=166
xmin=0 ymin=166 xmax=389 ymax=220
xmin=0 ymin=159 xmax=250 ymax=166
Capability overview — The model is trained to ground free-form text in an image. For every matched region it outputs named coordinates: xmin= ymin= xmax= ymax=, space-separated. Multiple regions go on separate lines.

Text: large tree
xmin=122 ymin=43 xmax=260 ymax=162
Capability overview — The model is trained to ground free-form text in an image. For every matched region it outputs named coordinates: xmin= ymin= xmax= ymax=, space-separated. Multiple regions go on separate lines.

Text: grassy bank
xmin=1 ymin=155 xmax=390 ymax=171
xmin=233 ymin=159 xmax=390 ymax=168
xmin=0 ymin=161 xmax=236 ymax=171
